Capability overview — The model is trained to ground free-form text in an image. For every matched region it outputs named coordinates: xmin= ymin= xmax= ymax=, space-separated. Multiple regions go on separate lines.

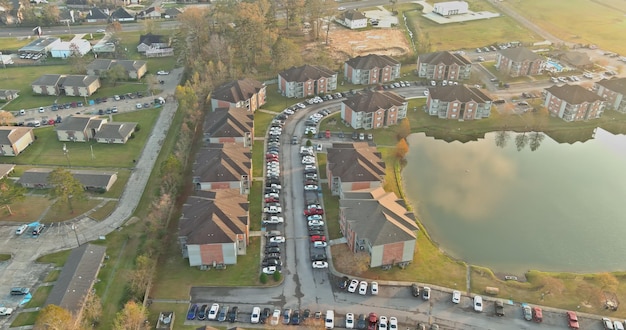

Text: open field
xmin=0 ymin=196 xmax=52 ymax=223
xmin=507 ymin=0 xmax=626 ymax=54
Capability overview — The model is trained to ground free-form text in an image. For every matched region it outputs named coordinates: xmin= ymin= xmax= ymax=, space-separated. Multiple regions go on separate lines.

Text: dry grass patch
xmin=0 ymin=195 xmax=51 ymax=223
xmin=89 ymin=201 xmax=117 ymax=221
xmin=40 ymin=198 xmax=102 ymax=223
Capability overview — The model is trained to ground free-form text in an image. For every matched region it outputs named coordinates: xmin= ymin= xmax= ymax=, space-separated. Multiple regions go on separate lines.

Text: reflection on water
xmin=403 ymin=128 xmax=626 ymax=273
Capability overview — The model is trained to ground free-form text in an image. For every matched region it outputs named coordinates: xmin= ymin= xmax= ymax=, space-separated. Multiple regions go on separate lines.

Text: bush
xmin=260 ymin=273 xmax=268 ymax=284
xmin=273 ymin=271 xmax=282 ymax=282
xmin=306 ymin=140 xmax=312 ymax=147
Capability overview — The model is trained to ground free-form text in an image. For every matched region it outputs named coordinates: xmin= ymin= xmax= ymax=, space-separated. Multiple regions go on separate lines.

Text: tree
xmin=80 ymin=290 xmax=102 ymax=328
xmin=34 ymin=304 xmax=77 ymax=330
xmin=68 ymin=43 xmax=88 ymax=74
xmin=494 ymin=130 xmax=510 ymax=148
xmin=397 ymin=118 xmax=411 ymax=140
xmin=107 ymin=21 xmax=123 ymax=33
xmin=113 ymin=301 xmax=150 ymax=330
xmin=0 ymin=178 xmax=26 ymax=215
xmin=142 ymin=19 xmax=156 ymax=34
xmin=395 ymin=138 xmax=409 ymax=160
xmin=128 ymin=254 xmax=156 ymax=298
xmin=106 ymin=64 xmax=127 ymax=86
xmin=0 ymin=111 xmax=14 ymax=125
xmin=48 ymin=168 xmax=86 ymax=213
xmin=271 ymin=37 xmax=302 ymax=70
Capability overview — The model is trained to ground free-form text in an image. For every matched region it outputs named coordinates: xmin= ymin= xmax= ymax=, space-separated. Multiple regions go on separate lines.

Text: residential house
xmin=417 ymin=51 xmax=472 ymax=81
xmin=278 ymin=64 xmax=338 ymax=98
xmin=341 ymin=90 xmax=407 ymax=130
xmin=0 ymin=126 xmax=34 ymax=156
xmin=85 ymin=8 xmax=109 ymax=23
xmin=433 ymin=1 xmax=469 ymax=16
xmin=138 ymin=6 xmax=161 ymax=19
xmin=178 ymin=189 xmax=249 ymax=267
xmin=164 ymin=7 xmax=181 ymax=19
xmin=86 ymin=59 xmax=148 ymax=80
xmin=0 ymin=164 xmax=15 ymax=179
xmin=0 ymin=89 xmax=19 ymax=101
xmin=110 ymin=7 xmax=135 ymax=22
xmin=595 ymin=78 xmax=626 ymax=113
xmin=65 ymin=0 xmax=89 ymax=9
xmin=425 ymin=85 xmax=493 ymax=120
xmin=137 ymin=33 xmax=170 ymax=53
xmin=203 ymin=107 xmax=253 ymax=146
xmin=340 ymin=9 xmax=368 ymax=29
xmin=49 ymin=38 xmax=92 ymax=58
xmin=192 ymin=143 xmax=251 ymax=193
xmin=94 ymin=122 xmax=137 ymax=144
xmin=344 ymin=54 xmax=401 ymax=85
xmin=18 ymin=168 xmax=118 ymax=191
xmin=19 ymin=37 xmax=60 ymax=55
xmin=544 ymin=84 xmax=606 ymax=121
xmin=58 ymin=9 xmax=75 ymax=24
xmin=31 ymin=74 xmax=63 ymax=96
xmin=495 ymin=47 xmax=544 ymax=77
xmin=44 ymin=244 xmax=106 ymax=323
xmin=55 ymin=115 xmax=107 ymax=142
xmin=339 ymin=187 xmax=418 ymax=268
xmin=559 ymin=51 xmax=593 ymax=70
xmin=210 ymin=79 xmax=267 ymax=112
xmin=61 ymin=75 xmax=101 ymax=97
xmin=326 ymin=142 xmax=385 ymax=196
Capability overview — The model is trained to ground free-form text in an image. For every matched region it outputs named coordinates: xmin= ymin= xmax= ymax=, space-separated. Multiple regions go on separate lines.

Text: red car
xmin=265 ymin=197 xmax=279 ymax=203
xmin=367 ymin=313 xmax=378 ymax=330
xmin=266 ymin=154 xmax=279 ymax=160
xmin=310 ymin=235 xmax=326 ymax=242
xmin=303 ymin=208 xmax=324 ymax=216
xmin=566 ymin=311 xmax=579 ymax=329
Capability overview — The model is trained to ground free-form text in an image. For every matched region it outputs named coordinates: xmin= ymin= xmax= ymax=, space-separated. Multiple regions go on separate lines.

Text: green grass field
xmin=508 ymin=0 xmax=626 ymax=54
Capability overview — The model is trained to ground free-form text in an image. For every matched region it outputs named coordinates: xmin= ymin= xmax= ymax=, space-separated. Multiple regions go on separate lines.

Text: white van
xmin=324 ymin=310 xmax=334 ymax=329
xmin=15 ymin=224 xmax=28 ymax=235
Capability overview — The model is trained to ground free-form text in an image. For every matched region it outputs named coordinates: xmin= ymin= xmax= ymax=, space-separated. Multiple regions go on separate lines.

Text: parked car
xmin=495 ymin=300 xmax=504 ymax=316
xmin=15 ymin=224 xmax=28 ymax=235
xmin=532 ymin=306 xmax=543 ymax=323
xmin=217 ymin=305 xmax=229 ymax=322
xmin=186 ymin=304 xmax=198 ymax=320
xmin=379 ymin=316 xmax=388 ymax=330
xmin=270 ymin=309 xmax=281 ymax=325
xmin=452 ymin=290 xmax=461 ymax=303
xmin=422 ymin=286 xmax=431 ymax=300
xmin=367 ymin=313 xmax=378 ymax=330
xmin=473 ymin=296 xmax=483 ymax=312
xmin=522 ymin=305 xmax=532 ymax=321
xmin=312 ymin=261 xmax=328 ymax=268
xmin=345 ymin=312 xmax=354 ymax=329
xmin=0 ymin=307 xmax=13 ymax=316
xmin=357 ymin=313 xmax=366 ymax=329
xmin=411 ymin=283 xmax=420 ymax=297
xmin=208 ymin=303 xmax=219 ymax=320
xmin=197 ymin=304 xmax=208 ymax=320
xmin=291 ymin=309 xmax=301 ymax=325
xmin=227 ymin=306 xmax=239 ymax=323
xmin=389 ymin=317 xmax=398 ymax=330
xmin=282 ymin=308 xmax=292 ymax=325
xmin=260 ymin=307 xmax=271 ymax=324
xmin=371 ymin=282 xmax=379 ymax=295
xmin=358 ymin=281 xmax=368 ymax=295
xmin=567 ymin=311 xmax=579 ymax=329
xmin=348 ymin=279 xmax=359 ymax=293
xmin=602 ymin=317 xmax=614 ymax=330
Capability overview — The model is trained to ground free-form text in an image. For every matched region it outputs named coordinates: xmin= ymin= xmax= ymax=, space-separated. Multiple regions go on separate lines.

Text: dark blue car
xmin=186 ymin=304 xmax=198 ymax=320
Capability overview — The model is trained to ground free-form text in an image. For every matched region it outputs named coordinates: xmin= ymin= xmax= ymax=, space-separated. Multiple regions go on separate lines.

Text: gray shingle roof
xmin=428 ymin=85 xmax=492 ymax=103
xmin=342 ymin=90 xmax=406 ymax=113
xmin=44 ymin=244 xmax=106 ymax=314
xmin=55 ymin=115 xmax=100 ymax=131
xmin=61 ymin=75 xmax=99 ymax=88
xmin=94 ymin=122 xmax=137 ymax=140
xmin=327 ymin=142 xmax=385 ymax=183
xmin=193 ymin=143 xmax=251 ymax=182
xmin=86 ymin=59 xmax=113 ymax=71
xmin=344 ymin=9 xmax=366 ymax=20
xmin=179 ymin=189 xmax=249 ymax=245
xmin=498 ymin=47 xmax=542 ymax=62
xmin=545 ymin=84 xmax=604 ymax=104
xmin=211 ymin=79 xmax=264 ymax=104
xmin=418 ymin=51 xmax=471 ymax=66
xmin=279 ymin=64 xmax=336 ymax=83
xmin=596 ymin=77 xmax=626 ymax=95
xmin=32 ymin=74 xmax=63 ymax=86
xmin=110 ymin=7 xmax=134 ymax=19
xmin=86 ymin=8 xmax=109 ymax=19
xmin=18 ymin=168 xmax=118 ymax=189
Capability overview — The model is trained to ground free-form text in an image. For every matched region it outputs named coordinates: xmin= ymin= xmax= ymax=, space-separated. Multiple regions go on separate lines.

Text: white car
xmin=338 ymin=6 xmax=345 ymax=10
xmin=422 ymin=286 xmax=431 ymax=300
xmin=269 ymin=236 xmax=285 ymax=243
xmin=379 ymin=316 xmax=388 ymax=330
xmin=473 ymin=295 xmax=483 ymax=312
xmin=371 ymin=281 xmax=379 ymax=295
xmin=262 ymin=266 xmax=279 ymax=274
xmin=251 ymin=306 xmax=261 ymax=324
xmin=157 ymin=70 xmax=170 ymax=75
xmin=304 ymin=185 xmax=318 ymax=191
xmin=96 ymin=29 xmax=106 ymax=33
xmin=345 ymin=312 xmax=354 ymax=329
xmin=263 ymin=216 xmax=284 ymax=224
xmin=15 ymin=224 xmax=28 ymax=235
xmin=307 ymin=215 xmax=323 ymax=221
xmin=312 ymin=261 xmax=328 ymax=268
xmin=423 ymin=90 xmax=429 ymax=96
xmin=304 ymin=165 xmax=316 ymax=171
xmin=614 ymin=321 xmax=624 ymax=330
xmin=358 ymin=281 xmax=368 ymax=295
xmin=452 ymin=290 xmax=461 ymax=304
xmin=389 ymin=317 xmax=398 ymax=329
xmin=313 ymin=241 xmax=327 ymax=248
xmin=316 ymin=144 xmax=323 ymax=151
xmin=348 ymin=279 xmax=359 ymax=293
xmin=136 ymin=103 xmax=143 ymax=109
xmin=302 ymin=158 xmax=315 ymax=165
xmin=264 ymin=206 xmax=282 ymax=214
xmin=0 ymin=307 xmax=13 ymax=316
xmin=308 ymin=219 xmax=324 ymax=226
xmin=208 ymin=303 xmax=219 ymax=320
xmin=271 ymin=309 xmax=281 ymax=325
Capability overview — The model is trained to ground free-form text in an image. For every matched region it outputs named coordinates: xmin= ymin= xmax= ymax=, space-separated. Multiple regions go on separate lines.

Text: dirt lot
xmin=325 ymin=26 xmax=412 ymax=59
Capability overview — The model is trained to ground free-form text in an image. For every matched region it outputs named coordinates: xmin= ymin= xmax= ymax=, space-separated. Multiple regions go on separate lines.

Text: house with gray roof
xmin=85 ymin=7 xmax=109 ymax=23
xmin=0 ymin=126 xmax=34 ymax=156
xmin=18 ymin=168 xmax=118 ymax=191
xmin=210 ymin=79 xmax=266 ymax=112
xmin=61 ymin=75 xmax=101 ymax=97
xmin=417 ymin=51 xmax=472 ymax=81
xmin=426 ymin=85 xmax=493 ymax=120
xmin=339 ymin=186 xmax=418 ymax=268
xmin=192 ymin=143 xmax=251 ymax=193
xmin=495 ymin=47 xmax=544 ymax=77
xmin=326 ymin=142 xmax=385 ymax=196
xmin=278 ymin=64 xmax=337 ymax=98
xmin=178 ymin=189 xmax=249 ymax=267
xmin=31 ymin=74 xmax=64 ymax=96
xmin=55 ymin=115 xmax=107 ymax=142
xmin=340 ymin=9 xmax=367 ymax=29
xmin=110 ymin=7 xmax=135 ymax=22
xmin=86 ymin=59 xmax=147 ymax=79
xmin=544 ymin=84 xmax=606 ymax=121
xmin=595 ymin=78 xmax=626 ymax=113
xmin=44 ymin=244 xmax=106 ymax=320
xmin=344 ymin=54 xmax=401 ymax=85
xmin=94 ymin=122 xmax=137 ymax=144
xmin=137 ymin=33 xmax=170 ymax=53
xmin=203 ymin=107 xmax=253 ymax=146
xmin=18 ymin=37 xmax=60 ymax=55
xmin=0 ymin=89 xmax=19 ymax=101
xmin=341 ymin=90 xmax=407 ymax=129
xmin=164 ymin=7 xmax=181 ymax=18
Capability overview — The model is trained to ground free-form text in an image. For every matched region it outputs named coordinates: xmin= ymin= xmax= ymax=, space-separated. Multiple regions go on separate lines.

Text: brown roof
xmin=418 ymin=51 xmax=471 ymax=66
xmin=498 ymin=47 xmax=542 ymax=62
xmin=343 ymin=90 xmax=406 ymax=113
xmin=596 ymin=77 xmax=626 ymax=95
xmin=179 ymin=189 xmax=249 ymax=245
xmin=193 ymin=143 xmax=251 ymax=182
xmin=44 ymin=244 xmax=106 ymax=314
xmin=340 ymin=187 xmax=418 ymax=246
xmin=279 ymin=64 xmax=336 ymax=83
xmin=204 ymin=107 xmax=253 ymax=138
xmin=327 ymin=142 xmax=385 ymax=183
xmin=211 ymin=79 xmax=265 ymax=104
xmin=545 ymin=84 xmax=604 ymax=104
xmin=0 ymin=126 xmax=33 ymax=145
xmin=560 ymin=51 xmax=592 ymax=67
xmin=428 ymin=85 xmax=493 ymax=103
xmin=345 ymin=54 xmax=400 ymax=70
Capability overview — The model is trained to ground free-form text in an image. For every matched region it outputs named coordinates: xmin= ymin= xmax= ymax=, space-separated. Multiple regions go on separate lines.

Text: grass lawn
xmin=150 ymin=236 xmax=262 ymax=300
xmin=99 ymin=169 xmax=131 ymax=199
xmin=249 ymin=180 xmax=262 ymax=232
xmin=508 ymin=0 xmax=626 ymax=54
xmin=254 ymin=111 xmax=277 ymax=137
xmin=0 ymin=254 xmax=10 ymax=261
xmin=36 ymin=249 xmax=71 ymax=267
xmin=252 ymin=140 xmax=264 ymax=178
xmin=10 ymin=311 xmax=38 ymax=327
xmin=24 ymin=285 xmax=53 ymax=308
xmin=321 ymin=185 xmax=341 ymax=241
xmin=0 ymin=109 xmax=160 ymax=168
xmin=89 ymin=201 xmax=118 ymax=221
xmin=44 ymin=269 xmax=61 ymax=282
xmin=0 ymin=37 xmax=34 ymax=50
xmin=0 ymin=196 xmax=51 ymax=223
xmin=40 ymin=198 xmax=102 ymax=223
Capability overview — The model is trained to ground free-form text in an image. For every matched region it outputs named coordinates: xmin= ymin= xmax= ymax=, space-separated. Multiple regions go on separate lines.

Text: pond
xmin=402 ymin=128 xmax=626 ymax=273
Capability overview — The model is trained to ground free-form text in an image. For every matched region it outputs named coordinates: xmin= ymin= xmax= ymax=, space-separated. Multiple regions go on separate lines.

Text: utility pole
xmin=63 ymin=143 xmax=71 ymax=168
